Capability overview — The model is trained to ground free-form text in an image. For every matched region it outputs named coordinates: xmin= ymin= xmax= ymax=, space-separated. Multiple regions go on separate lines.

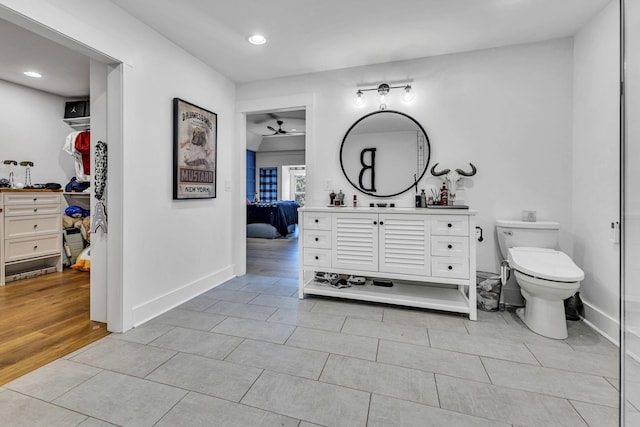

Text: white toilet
xmin=496 ymin=220 xmax=584 ymax=339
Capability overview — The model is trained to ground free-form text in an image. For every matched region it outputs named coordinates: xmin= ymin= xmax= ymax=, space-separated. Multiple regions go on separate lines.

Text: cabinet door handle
xmin=33 ymin=208 xmax=38 ymax=212
xmin=373 ymin=221 xmax=377 ymax=225
xmin=314 ymin=219 xmax=319 ymax=223
xmin=33 ymin=245 xmax=38 ymax=250
xmin=315 ymin=237 xmax=319 ymax=242
xmin=315 ymin=256 xmax=319 ymax=260
xmin=447 ymin=223 xmax=452 ymax=228
xmin=447 ymin=244 xmax=452 ymax=249
xmin=33 ymin=197 xmax=37 ymax=201
xmin=379 ymin=221 xmax=384 ymax=225
xmin=448 ymin=265 xmax=453 ymax=270
xmin=34 ymin=224 xmax=38 ymax=229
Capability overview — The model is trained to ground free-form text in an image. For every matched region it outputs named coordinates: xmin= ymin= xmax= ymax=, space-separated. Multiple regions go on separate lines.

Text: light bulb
xmin=402 ymin=85 xmax=415 ymax=102
xmin=248 ymin=34 xmax=267 ymax=45
xmin=355 ymin=90 xmax=365 ymax=107
xmin=24 ymin=71 xmax=42 ymax=78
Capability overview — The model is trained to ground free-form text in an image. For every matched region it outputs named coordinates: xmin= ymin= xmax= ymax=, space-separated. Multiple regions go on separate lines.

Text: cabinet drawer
xmin=304 ymin=230 xmax=332 ymax=249
xmin=4 ymin=204 xmax=61 ymax=217
xmin=431 ymin=236 xmax=469 ymax=258
xmin=303 ymin=248 xmax=332 ymax=268
xmin=304 ymin=213 xmax=332 ymax=231
xmin=4 ymin=193 xmax=61 ymax=205
xmin=431 ymin=216 xmax=469 ymax=236
xmin=5 ymin=234 xmax=61 ymax=263
xmin=431 ymin=257 xmax=470 ymax=279
xmin=5 ymin=214 xmax=61 ymax=238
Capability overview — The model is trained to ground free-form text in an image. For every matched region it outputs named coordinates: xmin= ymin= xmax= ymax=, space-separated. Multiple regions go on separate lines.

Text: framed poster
xmin=173 ymin=98 xmax=217 ymax=199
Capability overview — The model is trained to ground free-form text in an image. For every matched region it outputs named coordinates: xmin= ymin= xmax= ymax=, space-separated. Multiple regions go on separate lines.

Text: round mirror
xmin=340 ymin=110 xmax=431 ymax=197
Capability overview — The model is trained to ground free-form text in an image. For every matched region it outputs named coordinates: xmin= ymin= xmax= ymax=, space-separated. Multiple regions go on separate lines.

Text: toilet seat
xmin=508 ymin=247 xmax=584 ymax=283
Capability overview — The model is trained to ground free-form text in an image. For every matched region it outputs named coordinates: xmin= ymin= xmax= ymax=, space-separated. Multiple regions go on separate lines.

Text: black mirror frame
xmin=339 ymin=110 xmax=431 ymax=198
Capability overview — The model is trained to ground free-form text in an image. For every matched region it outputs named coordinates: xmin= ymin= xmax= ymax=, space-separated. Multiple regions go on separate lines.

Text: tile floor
xmin=0 ymin=274 xmax=621 ymax=426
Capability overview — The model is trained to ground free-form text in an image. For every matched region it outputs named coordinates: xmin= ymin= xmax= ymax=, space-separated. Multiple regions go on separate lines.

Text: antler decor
xmin=430 ymin=162 xmax=477 ymax=200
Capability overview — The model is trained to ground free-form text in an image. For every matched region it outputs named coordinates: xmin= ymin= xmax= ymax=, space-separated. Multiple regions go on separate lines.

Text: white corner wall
xmin=0 ymin=80 xmax=76 ymax=185
xmin=237 ymin=39 xmax=575 ymax=279
xmin=0 ymin=0 xmax=237 ymax=331
xmin=572 ymin=0 xmax=621 ymax=342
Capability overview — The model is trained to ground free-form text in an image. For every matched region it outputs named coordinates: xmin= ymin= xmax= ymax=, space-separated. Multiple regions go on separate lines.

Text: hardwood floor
xmin=0 ymin=270 xmax=109 ymax=386
xmin=0 ymin=238 xmax=297 ymax=386
xmin=246 ymin=236 xmax=299 ymax=279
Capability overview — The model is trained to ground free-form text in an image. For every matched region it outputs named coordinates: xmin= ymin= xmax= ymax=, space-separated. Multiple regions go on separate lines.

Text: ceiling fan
xmin=263 ymin=119 xmax=304 ymax=137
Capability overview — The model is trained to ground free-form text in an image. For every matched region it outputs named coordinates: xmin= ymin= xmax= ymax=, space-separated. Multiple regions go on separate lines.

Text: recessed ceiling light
xmin=248 ymin=34 xmax=266 ymax=45
xmin=24 ymin=71 xmax=42 ymax=78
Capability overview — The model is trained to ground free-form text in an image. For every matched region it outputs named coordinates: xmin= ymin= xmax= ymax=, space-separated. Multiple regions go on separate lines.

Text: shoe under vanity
xmin=298 ymin=206 xmax=478 ymax=320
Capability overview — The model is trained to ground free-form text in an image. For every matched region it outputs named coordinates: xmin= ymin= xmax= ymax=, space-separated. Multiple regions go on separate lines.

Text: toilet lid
xmin=508 ymin=247 xmax=584 ymax=282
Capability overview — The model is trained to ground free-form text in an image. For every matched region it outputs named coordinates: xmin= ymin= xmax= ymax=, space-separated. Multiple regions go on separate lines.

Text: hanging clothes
xmin=63 ymin=130 xmax=91 ymax=182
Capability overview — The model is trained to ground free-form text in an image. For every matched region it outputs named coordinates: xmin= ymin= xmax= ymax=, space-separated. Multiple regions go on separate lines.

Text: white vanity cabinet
xmin=298 ymin=207 xmax=477 ymax=320
xmin=1 ymin=190 xmax=63 ymax=285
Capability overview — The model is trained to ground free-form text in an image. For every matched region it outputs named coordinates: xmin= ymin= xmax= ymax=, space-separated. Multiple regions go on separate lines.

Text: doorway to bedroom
xmin=245 ymin=109 xmax=306 ymax=279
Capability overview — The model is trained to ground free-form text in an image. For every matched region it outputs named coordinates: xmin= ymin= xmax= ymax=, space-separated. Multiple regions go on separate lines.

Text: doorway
xmin=244 ymin=109 xmax=306 ymax=279
xmin=235 ymin=94 xmax=314 ymax=280
xmin=0 ymin=9 xmax=125 ymax=383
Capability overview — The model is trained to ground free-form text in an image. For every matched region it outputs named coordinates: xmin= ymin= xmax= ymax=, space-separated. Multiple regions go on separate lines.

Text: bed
xmin=246 ymin=200 xmax=300 ymax=238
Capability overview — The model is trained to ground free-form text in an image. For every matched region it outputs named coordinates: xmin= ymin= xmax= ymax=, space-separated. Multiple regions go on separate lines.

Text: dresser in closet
xmin=0 ymin=189 xmax=63 ymax=286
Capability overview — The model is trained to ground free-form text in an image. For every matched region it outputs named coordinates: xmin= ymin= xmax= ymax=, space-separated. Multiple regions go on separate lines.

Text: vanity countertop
xmin=299 ymin=206 xmax=477 ymax=215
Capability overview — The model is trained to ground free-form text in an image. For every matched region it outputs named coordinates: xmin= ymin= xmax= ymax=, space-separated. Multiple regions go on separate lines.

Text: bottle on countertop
xmin=420 ymin=189 xmax=427 ymax=208
xmin=440 ymin=183 xmax=448 ymax=206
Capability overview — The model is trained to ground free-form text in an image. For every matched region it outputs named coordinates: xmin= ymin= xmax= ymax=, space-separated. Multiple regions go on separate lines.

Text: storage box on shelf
xmin=0 ymin=190 xmax=63 ymax=285
xmin=298 ymin=206 xmax=477 ymax=320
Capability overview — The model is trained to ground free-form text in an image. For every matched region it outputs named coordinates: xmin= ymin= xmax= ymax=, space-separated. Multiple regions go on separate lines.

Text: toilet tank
xmin=495 ymin=219 xmax=560 ymax=259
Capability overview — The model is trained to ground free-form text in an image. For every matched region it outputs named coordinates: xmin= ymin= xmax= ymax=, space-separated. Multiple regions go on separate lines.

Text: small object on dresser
xmin=440 ymin=183 xmax=448 ymax=206
xmin=420 ymin=189 xmax=427 ymax=207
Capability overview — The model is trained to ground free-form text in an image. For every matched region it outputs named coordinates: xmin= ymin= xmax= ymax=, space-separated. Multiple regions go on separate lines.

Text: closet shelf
xmin=63 ymin=116 xmax=90 ymax=129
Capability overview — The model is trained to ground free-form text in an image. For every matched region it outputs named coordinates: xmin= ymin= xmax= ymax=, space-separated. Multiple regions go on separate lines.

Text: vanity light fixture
xmin=248 ymin=34 xmax=267 ymax=45
xmin=354 ymin=83 xmax=414 ymax=110
xmin=23 ymin=71 xmax=42 ymax=78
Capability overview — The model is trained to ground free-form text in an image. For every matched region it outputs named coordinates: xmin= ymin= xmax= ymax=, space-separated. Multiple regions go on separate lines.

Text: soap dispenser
xmin=419 ymin=189 xmax=427 ymax=208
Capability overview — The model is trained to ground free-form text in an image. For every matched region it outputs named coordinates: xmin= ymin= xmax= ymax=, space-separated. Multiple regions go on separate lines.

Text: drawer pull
xmin=33 ymin=208 xmax=38 ymax=212
xmin=33 ymin=245 xmax=38 ymax=250
xmin=315 ymin=256 xmax=319 ymax=260
xmin=34 ymin=224 xmax=38 ymax=229
xmin=447 ymin=223 xmax=452 ymax=228
xmin=315 ymin=219 xmax=319 ymax=223
xmin=315 ymin=237 xmax=319 ymax=242
xmin=447 ymin=244 xmax=452 ymax=249
xmin=448 ymin=265 xmax=453 ymax=270
xmin=33 ymin=197 xmax=37 ymax=201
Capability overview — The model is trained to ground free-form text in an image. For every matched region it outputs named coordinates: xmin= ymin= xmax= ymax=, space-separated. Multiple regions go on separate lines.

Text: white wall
xmin=237 ymin=39 xmax=575 ymax=284
xmin=0 ymin=80 xmax=76 ymax=186
xmin=0 ymin=0 xmax=237 ymax=331
xmin=572 ymin=0 xmax=620 ymax=341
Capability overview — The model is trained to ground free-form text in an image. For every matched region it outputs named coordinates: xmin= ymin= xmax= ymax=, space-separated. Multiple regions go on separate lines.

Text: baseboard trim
xmin=131 ymin=265 xmax=236 ymax=328
xmin=582 ymin=298 xmax=620 ymax=346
